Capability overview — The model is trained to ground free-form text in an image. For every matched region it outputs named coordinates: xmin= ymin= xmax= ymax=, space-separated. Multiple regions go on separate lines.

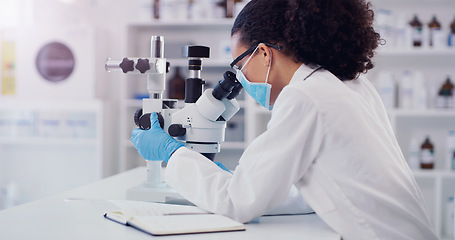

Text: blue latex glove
xmin=131 ymin=112 xmax=184 ymax=162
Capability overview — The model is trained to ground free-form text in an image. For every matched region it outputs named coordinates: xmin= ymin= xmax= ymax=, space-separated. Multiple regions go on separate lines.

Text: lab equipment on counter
xmin=105 ymin=36 xmax=242 ymax=203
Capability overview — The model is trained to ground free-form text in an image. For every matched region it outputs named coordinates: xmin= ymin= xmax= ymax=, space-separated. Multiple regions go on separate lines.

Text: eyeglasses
xmin=230 ymin=43 xmax=282 ymax=70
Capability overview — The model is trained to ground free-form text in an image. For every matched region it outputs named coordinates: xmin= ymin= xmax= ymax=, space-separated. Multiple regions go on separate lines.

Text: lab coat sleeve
xmin=264 ymin=185 xmax=315 ymax=216
xmin=164 ymin=87 xmax=323 ymax=223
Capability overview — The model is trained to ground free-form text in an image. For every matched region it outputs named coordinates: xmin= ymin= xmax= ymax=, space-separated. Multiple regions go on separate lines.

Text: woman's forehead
xmin=230 ymin=32 xmax=248 ymax=56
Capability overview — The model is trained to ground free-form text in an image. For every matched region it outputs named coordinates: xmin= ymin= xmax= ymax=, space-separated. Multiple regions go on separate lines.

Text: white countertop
xmin=0 ymin=167 xmax=340 ymax=240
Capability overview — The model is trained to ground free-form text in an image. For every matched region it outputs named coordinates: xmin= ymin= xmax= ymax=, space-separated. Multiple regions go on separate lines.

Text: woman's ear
xmin=258 ymin=43 xmax=272 ymax=67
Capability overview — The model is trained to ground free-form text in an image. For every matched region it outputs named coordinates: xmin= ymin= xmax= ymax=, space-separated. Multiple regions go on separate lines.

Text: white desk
xmin=0 ymin=167 xmax=340 ymax=240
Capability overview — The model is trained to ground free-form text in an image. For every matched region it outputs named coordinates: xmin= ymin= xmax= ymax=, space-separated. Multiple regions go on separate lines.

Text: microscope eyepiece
xmin=182 ymin=46 xmax=210 ymax=58
xmin=212 ymin=71 xmax=241 ymax=101
xmin=227 ymin=81 xmax=243 ymax=100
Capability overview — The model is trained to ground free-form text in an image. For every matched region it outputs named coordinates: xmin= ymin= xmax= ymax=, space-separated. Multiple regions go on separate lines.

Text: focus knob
xmin=168 ymin=124 xmax=186 ymax=137
xmin=138 ymin=112 xmax=165 ymax=130
xmin=136 ymin=58 xmax=150 ymax=73
xmin=119 ymin=57 xmax=135 ymax=73
xmin=133 ymin=108 xmax=143 ymax=127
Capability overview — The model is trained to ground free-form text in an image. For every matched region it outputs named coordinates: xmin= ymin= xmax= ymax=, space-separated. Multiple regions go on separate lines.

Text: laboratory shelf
xmin=388 ymin=109 xmax=455 ymax=118
xmin=128 ymin=19 xmax=235 ymax=28
xmin=0 ymin=137 xmax=98 ymax=146
xmin=412 ymin=169 xmax=455 ymax=178
xmin=377 ymin=48 xmax=455 ymax=57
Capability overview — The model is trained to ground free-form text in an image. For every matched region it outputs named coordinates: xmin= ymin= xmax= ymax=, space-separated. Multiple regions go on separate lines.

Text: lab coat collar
xmin=288 ymin=64 xmax=322 ymax=85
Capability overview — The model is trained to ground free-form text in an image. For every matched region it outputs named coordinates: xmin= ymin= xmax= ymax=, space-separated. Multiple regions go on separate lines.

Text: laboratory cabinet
xmin=118 ymin=0 xmax=455 ymax=238
xmin=0 ymin=98 xmax=104 ymax=209
xmin=366 ymin=1 xmax=455 ymax=237
xmin=372 ymin=0 xmax=455 ymax=238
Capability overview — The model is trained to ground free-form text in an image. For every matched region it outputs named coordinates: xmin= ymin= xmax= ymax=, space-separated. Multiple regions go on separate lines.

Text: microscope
xmin=105 ymin=36 xmax=242 ymax=203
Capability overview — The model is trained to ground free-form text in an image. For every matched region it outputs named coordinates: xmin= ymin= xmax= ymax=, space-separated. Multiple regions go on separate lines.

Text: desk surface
xmin=0 ymin=167 xmax=340 ymax=240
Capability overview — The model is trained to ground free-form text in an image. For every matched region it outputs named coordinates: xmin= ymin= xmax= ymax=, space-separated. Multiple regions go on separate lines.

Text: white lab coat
xmin=164 ymin=64 xmax=438 ymax=240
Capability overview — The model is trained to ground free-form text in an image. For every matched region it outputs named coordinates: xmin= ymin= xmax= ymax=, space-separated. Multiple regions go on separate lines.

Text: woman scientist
xmin=131 ymin=0 xmax=438 ymax=239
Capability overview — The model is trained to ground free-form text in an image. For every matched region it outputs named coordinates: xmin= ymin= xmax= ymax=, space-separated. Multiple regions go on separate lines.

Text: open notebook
xmin=104 ymin=200 xmax=245 ymax=236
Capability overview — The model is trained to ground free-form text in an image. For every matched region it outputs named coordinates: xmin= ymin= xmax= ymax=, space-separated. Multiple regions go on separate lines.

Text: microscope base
xmin=125 ymin=184 xmax=193 ymax=205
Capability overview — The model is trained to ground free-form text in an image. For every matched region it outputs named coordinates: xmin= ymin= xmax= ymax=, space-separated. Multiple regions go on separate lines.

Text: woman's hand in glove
xmin=131 ymin=112 xmax=184 ymax=162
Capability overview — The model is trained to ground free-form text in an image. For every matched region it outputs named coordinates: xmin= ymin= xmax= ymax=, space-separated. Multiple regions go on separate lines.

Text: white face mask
xmin=237 ymin=45 xmax=274 ymax=110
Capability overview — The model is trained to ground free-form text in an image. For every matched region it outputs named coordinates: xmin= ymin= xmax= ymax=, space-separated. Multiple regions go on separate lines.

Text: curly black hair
xmin=231 ymin=0 xmax=381 ymax=80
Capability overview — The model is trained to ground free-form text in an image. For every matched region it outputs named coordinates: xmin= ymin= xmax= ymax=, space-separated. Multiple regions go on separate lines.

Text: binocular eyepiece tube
xmin=212 ymin=71 xmax=243 ymax=101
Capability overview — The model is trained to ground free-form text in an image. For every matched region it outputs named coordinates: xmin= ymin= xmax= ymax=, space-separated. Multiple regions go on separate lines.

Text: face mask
xmin=236 ymin=46 xmax=273 ymax=110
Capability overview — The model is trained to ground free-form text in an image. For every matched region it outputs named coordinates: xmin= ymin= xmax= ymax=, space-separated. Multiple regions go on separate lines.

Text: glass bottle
xmin=436 ymin=77 xmax=454 ymax=108
xmin=428 ymin=15 xmax=442 ymax=47
xmin=420 ymin=136 xmax=435 ymax=169
xmin=443 ymin=77 xmax=454 ymax=96
xmin=449 ymin=16 xmax=455 ymax=47
xmin=218 ymin=0 xmax=241 ymax=18
xmin=167 ymin=67 xmax=186 ymax=100
xmin=443 ymin=77 xmax=454 ymax=108
xmin=152 ymin=0 xmax=160 ymax=19
xmin=409 ymin=15 xmax=423 ymax=47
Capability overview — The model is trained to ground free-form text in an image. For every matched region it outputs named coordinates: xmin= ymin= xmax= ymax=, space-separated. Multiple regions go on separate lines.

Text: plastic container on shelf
xmin=189 ymin=0 xmax=224 ymax=20
xmin=446 ymin=196 xmax=454 ymax=239
xmin=65 ymin=112 xmax=97 ymax=139
xmin=0 ymin=110 xmax=35 ymax=138
xmin=233 ymin=0 xmax=247 ymax=18
xmin=376 ymin=9 xmax=394 ymax=49
xmin=447 ymin=130 xmax=455 ymax=170
xmin=395 ymin=13 xmax=412 ymax=49
xmin=375 ymin=71 xmax=396 ymax=109
xmin=408 ymin=138 xmax=421 ymax=170
xmin=399 ymin=70 xmax=414 ymax=109
xmin=160 ymin=0 xmax=189 ymax=20
xmin=413 ymin=71 xmax=428 ymax=110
